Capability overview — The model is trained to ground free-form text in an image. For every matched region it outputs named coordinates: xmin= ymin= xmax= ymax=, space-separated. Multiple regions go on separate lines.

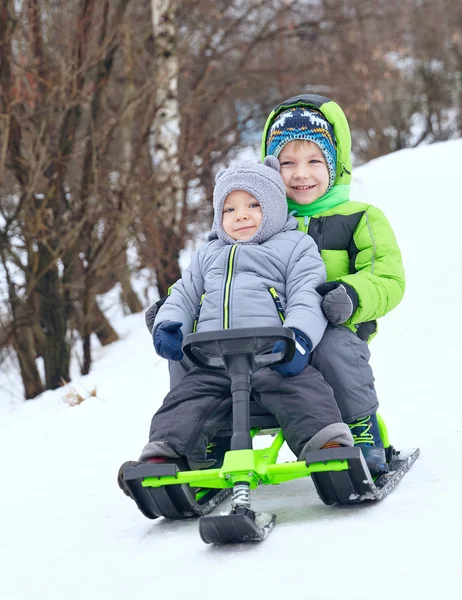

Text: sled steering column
xmin=182 ymin=327 xmax=296 ymax=543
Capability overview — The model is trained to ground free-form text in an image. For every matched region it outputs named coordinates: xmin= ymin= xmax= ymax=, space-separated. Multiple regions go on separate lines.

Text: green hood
xmin=261 ymin=94 xmax=353 ymax=187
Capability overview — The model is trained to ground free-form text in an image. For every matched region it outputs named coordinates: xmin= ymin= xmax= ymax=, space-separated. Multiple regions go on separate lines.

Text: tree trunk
xmin=12 ymin=329 xmax=44 ymax=400
xmin=37 ymin=245 xmax=70 ymax=389
xmin=91 ymin=302 xmax=119 ymax=347
xmin=80 ymin=284 xmax=118 ymax=375
xmin=141 ymin=215 xmax=182 ymax=297
xmin=81 ymin=334 xmax=92 ymax=376
xmin=10 ymin=296 xmax=44 ymax=400
xmin=41 ymin=274 xmax=70 ymax=389
xmin=118 ymin=255 xmax=143 ymax=314
xmin=116 ymin=22 xmax=143 ymax=315
xmin=150 ymin=0 xmax=184 ymax=294
xmin=155 ymin=240 xmax=181 ymax=297
xmin=3 ymin=262 xmax=44 ymax=399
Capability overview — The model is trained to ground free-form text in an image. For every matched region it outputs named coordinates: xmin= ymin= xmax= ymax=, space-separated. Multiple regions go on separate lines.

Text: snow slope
xmin=1 ymin=140 xmax=461 ymax=600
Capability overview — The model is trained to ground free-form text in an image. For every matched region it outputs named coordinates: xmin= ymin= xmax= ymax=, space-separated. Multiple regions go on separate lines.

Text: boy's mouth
xmin=235 ymin=225 xmax=256 ymax=232
xmin=292 ymin=184 xmax=316 ymax=191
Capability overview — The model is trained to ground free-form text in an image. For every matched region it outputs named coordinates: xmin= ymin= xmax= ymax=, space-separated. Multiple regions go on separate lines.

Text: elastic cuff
xmin=316 ymin=281 xmax=340 ymax=296
xmin=341 ymin=282 xmax=359 ymax=314
xmin=298 ymin=423 xmax=354 ymax=459
xmin=290 ymin=328 xmax=312 ymax=354
xmin=139 ymin=441 xmax=180 ymax=461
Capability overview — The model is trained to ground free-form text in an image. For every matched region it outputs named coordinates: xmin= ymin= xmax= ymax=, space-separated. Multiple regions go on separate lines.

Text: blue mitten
xmin=153 ymin=321 xmax=184 ymax=361
xmin=271 ymin=328 xmax=312 ymax=377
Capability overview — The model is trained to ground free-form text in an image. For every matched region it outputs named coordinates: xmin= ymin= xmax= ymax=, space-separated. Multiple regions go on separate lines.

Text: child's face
xmin=222 ymin=191 xmax=263 ymax=240
xmin=278 ymin=140 xmax=330 ymax=205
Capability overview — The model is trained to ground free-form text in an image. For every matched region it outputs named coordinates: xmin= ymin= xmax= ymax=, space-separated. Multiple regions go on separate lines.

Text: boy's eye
xmin=223 ymin=207 xmax=234 ymax=214
xmin=310 ymin=159 xmax=322 ymax=164
xmin=249 ymin=203 xmax=260 ymax=209
xmin=279 ymin=161 xmax=293 ymax=166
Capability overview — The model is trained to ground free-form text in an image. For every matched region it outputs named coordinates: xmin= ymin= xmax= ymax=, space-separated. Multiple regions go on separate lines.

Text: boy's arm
xmin=283 ymin=235 xmax=328 ymax=349
xmin=337 ymin=205 xmax=405 ymax=324
xmin=153 ymin=246 xmax=206 ymax=336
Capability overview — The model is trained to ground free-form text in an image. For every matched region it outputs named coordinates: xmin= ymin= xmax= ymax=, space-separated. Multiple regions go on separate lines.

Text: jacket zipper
xmin=223 ymin=245 xmax=238 ymax=329
xmin=268 ymin=288 xmax=286 ymax=323
xmin=192 ymin=293 xmax=206 ymax=332
xmin=317 ymin=217 xmax=325 ymax=250
xmin=307 ymin=216 xmax=325 ymax=252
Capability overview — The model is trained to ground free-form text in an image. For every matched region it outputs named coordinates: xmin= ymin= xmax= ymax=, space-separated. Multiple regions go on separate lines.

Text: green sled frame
xmin=122 ymin=327 xmax=419 ymax=544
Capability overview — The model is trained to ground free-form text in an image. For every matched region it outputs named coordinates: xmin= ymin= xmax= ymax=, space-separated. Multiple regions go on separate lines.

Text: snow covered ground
xmin=1 ymin=140 xmax=461 ymax=600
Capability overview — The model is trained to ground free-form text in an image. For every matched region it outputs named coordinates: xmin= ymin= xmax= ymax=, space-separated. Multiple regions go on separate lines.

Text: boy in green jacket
xmin=262 ymin=94 xmax=405 ymax=473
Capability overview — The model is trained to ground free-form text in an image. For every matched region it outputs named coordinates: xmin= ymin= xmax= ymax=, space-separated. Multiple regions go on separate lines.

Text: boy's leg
xmin=310 ymin=326 xmax=388 ymax=473
xmin=310 ymin=324 xmax=379 ymax=423
xmin=140 ymin=367 xmax=233 ymax=469
xmin=251 ymin=366 xmax=353 ymax=459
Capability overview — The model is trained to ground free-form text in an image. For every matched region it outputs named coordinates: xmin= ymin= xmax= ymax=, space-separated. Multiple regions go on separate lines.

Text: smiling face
xmin=222 ymin=190 xmax=263 ymax=241
xmin=278 ymin=140 xmax=330 ymax=205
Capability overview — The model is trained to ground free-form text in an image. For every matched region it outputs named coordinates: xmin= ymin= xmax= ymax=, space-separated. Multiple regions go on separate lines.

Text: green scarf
xmin=286 ymin=184 xmax=350 ymax=217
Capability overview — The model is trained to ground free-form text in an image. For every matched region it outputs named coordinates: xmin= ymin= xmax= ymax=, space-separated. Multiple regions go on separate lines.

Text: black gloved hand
xmin=145 ymin=295 xmax=168 ymax=334
xmin=316 ymin=281 xmax=359 ymax=325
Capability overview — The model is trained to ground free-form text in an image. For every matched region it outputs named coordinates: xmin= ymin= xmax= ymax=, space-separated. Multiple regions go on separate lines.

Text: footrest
xmin=123 ymin=463 xmax=180 ymax=481
xmin=307 ymin=447 xmax=373 ymax=505
xmin=120 ymin=462 xmax=233 ymax=520
xmin=122 ymin=466 xmax=192 ymax=520
xmin=308 ymin=446 xmax=420 ymax=505
xmin=199 ymin=507 xmax=276 ymax=544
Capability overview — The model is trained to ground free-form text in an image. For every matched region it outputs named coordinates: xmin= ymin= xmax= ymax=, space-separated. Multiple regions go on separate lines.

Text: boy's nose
xmin=236 ymin=213 xmax=249 ymax=221
xmin=293 ymin=168 xmax=309 ymax=179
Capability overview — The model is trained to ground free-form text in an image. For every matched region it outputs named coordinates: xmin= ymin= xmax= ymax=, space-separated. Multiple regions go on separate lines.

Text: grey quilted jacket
xmin=153 ymin=216 xmax=328 ymax=349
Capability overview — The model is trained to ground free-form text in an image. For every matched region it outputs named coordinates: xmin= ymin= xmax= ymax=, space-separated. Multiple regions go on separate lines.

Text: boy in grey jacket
xmin=140 ymin=157 xmax=353 ymax=469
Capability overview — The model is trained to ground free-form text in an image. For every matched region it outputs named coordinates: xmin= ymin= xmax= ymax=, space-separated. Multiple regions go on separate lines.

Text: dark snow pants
xmin=310 ymin=324 xmax=379 ymax=422
xmin=168 ymin=324 xmax=379 ymax=424
xmin=143 ymin=365 xmax=351 ymax=469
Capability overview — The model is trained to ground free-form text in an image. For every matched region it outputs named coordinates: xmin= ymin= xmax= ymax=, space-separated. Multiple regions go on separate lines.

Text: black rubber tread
xmin=139 ymin=484 xmax=232 ymax=519
xmin=119 ymin=461 xmax=232 ymax=520
xmin=310 ymin=447 xmax=420 ymax=505
xmin=118 ymin=461 xmax=161 ymax=519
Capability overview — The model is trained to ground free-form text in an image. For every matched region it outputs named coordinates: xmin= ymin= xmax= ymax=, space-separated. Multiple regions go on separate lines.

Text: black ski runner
xmin=199 ymin=508 xmax=276 ymax=544
xmin=358 ymin=447 xmax=420 ymax=502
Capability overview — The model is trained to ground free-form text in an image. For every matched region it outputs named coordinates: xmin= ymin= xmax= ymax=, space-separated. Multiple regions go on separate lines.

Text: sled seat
xmin=214 ymin=401 xmax=279 ymax=437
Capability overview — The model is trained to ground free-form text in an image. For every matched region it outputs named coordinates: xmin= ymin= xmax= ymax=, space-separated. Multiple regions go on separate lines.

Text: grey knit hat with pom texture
xmin=213 ymin=156 xmax=288 ymax=245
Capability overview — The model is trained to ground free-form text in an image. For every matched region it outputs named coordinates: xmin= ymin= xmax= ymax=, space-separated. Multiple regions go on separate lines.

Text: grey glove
xmin=316 ymin=282 xmax=359 ymax=325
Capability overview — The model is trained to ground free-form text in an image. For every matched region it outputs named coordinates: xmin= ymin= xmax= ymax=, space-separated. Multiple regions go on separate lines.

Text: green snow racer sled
xmin=119 ymin=327 xmax=419 ymax=544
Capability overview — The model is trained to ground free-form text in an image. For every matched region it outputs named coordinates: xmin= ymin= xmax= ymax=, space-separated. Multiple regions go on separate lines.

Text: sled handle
xmin=182 ymin=327 xmax=296 ymax=373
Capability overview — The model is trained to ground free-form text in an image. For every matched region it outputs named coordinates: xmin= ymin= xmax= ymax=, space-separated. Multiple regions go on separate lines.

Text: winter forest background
xmin=1 ymin=0 xmax=462 ymax=401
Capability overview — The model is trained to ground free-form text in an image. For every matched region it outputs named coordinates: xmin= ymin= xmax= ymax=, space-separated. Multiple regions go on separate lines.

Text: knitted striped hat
xmin=266 ymin=107 xmax=337 ymax=191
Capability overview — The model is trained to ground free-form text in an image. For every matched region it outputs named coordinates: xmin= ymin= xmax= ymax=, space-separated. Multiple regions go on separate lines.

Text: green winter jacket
xmin=261 ymin=94 xmax=405 ymax=341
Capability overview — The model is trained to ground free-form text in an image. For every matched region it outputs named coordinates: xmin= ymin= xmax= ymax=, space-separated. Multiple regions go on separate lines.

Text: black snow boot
xmin=348 ymin=414 xmax=389 ymax=475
